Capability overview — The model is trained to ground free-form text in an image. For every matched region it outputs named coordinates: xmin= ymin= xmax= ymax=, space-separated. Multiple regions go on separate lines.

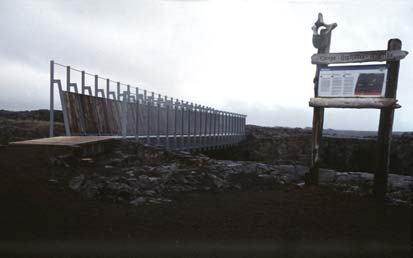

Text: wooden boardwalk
xmin=9 ymin=136 xmax=115 ymax=147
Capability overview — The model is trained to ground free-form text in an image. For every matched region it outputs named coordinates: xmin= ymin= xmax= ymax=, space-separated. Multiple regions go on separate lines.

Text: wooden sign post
xmin=306 ymin=13 xmax=408 ymax=200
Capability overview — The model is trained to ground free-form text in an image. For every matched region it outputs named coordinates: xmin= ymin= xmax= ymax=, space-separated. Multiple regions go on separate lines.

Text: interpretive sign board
xmin=318 ymin=65 xmax=388 ymax=97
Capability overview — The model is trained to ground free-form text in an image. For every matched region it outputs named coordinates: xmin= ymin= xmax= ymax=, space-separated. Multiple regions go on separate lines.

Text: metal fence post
xmin=135 ymin=87 xmax=140 ymax=141
xmin=66 ymin=66 xmax=78 ymax=93
xmin=213 ymin=109 xmax=218 ymax=149
xmin=49 ymin=60 xmax=54 ymax=137
xmin=157 ymin=94 xmax=161 ymax=146
xmin=95 ymin=75 xmax=98 ymax=97
xmin=174 ymin=99 xmax=178 ymax=149
xmin=121 ymin=91 xmax=128 ymax=138
xmin=144 ymin=90 xmax=150 ymax=144
xmin=188 ymin=102 xmax=193 ymax=150
xmin=194 ymin=104 xmax=198 ymax=148
xmin=209 ymin=108 xmax=213 ymax=149
xmin=117 ymin=82 xmax=121 ymax=101
xmin=203 ymin=106 xmax=208 ymax=149
xmin=166 ymin=96 xmax=170 ymax=149
xmin=200 ymin=105 xmax=204 ymax=150
xmin=181 ymin=100 xmax=185 ymax=150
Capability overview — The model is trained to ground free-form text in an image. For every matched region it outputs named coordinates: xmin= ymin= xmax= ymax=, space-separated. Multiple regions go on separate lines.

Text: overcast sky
xmin=0 ymin=0 xmax=412 ymax=131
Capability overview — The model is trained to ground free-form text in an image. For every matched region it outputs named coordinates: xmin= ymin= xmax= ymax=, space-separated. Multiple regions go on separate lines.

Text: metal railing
xmin=49 ymin=60 xmax=247 ymax=151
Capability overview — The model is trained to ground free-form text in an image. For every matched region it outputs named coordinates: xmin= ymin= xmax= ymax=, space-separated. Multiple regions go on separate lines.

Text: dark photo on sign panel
xmin=354 ymin=73 xmax=385 ymax=96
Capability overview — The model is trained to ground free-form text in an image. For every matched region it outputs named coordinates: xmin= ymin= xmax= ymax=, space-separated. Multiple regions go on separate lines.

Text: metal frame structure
xmin=49 ymin=60 xmax=247 ymax=151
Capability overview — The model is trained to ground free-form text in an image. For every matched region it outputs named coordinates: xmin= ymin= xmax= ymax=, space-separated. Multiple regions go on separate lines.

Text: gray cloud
xmin=0 ymin=0 xmax=412 ymax=131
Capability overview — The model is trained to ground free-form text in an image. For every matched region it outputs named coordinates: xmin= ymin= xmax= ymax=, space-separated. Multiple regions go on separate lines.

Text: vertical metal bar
xmin=121 ymin=92 xmax=127 ymax=138
xmin=82 ymin=71 xmax=86 ymax=94
xmin=208 ymin=108 xmax=213 ymax=148
xmin=210 ymin=108 xmax=214 ymax=149
xmin=135 ymin=87 xmax=140 ymax=141
xmin=242 ymin=116 xmax=245 ymax=140
xmin=215 ymin=110 xmax=218 ymax=149
xmin=224 ymin=112 xmax=228 ymax=145
xmin=188 ymin=102 xmax=197 ymax=149
xmin=201 ymin=106 xmax=208 ymax=148
xmin=241 ymin=116 xmax=244 ymax=140
xmin=66 ymin=66 xmax=71 ymax=92
xmin=117 ymin=82 xmax=121 ymax=101
xmin=150 ymin=92 xmax=154 ymax=144
xmin=94 ymin=75 xmax=98 ymax=97
xmin=194 ymin=104 xmax=198 ymax=148
xmin=81 ymin=71 xmax=92 ymax=95
xmin=223 ymin=111 xmax=226 ymax=147
xmin=204 ymin=106 xmax=208 ymax=147
xmin=228 ymin=113 xmax=232 ymax=145
xmin=231 ymin=113 xmax=233 ymax=144
xmin=201 ymin=106 xmax=205 ymax=148
xmin=205 ymin=107 xmax=208 ymax=148
xmin=198 ymin=105 xmax=202 ymax=148
xmin=222 ymin=111 xmax=227 ymax=146
xmin=181 ymin=101 xmax=185 ymax=150
xmin=174 ymin=99 xmax=178 ymax=150
xmin=227 ymin=112 xmax=230 ymax=145
xmin=106 ymin=79 xmax=110 ymax=99
xmin=235 ymin=114 xmax=238 ymax=143
xmin=218 ymin=111 xmax=221 ymax=148
xmin=49 ymin=60 xmax=54 ymax=137
xmin=166 ymin=96 xmax=170 ymax=149
xmin=223 ymin=112 xmax=226 ymax=146
xmin=237 ymin=115 xmax=240 ymax=143
xmin=186 ymin=101 xmax=189 ymax=150
xmin=234 ymin=114 xmax=237 ymax=143
xmin=106 ymin=79 xmax=116 ymax=99
xmin=200 ymin=105 xmax=203 ymax=149
xmin=157 ymin=94 xmax=161 ymax=146
xmin=145 ymin=90 xmax=150 ymax=144
xmin=228 ymin=113 xmax=231 ymax=145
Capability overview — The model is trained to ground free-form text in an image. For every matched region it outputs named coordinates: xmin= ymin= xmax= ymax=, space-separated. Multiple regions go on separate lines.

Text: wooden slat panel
xmin=80 ymin=94 xmax=98 ymax=134
xmin=105 ymin=98 xmax=122 ymax=135
xmin=95 ymin=97 xmax=109 ymax=135
xmin=64 ymin=92 xmax=89 ymax=135
xmin=63 ymin=92 xmax=79 ymax=135
xmin=60 ymin=91 xmax=246 ymax=144
xmin=126 ymin=102 xmax=136 ymax=135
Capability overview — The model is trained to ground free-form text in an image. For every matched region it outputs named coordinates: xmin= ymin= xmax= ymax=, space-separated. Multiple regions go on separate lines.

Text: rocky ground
xmin=66 ymin=141 xmax=412 ymax=207
xmin=206 ymin=125 xmax=413 ymax=175
xmin=0 ymin=110 xmax=412 ymax=257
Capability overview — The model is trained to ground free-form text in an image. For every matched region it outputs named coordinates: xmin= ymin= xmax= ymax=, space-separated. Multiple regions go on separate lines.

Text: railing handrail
xmin=52 ymin=61 xmax=247 ymax=117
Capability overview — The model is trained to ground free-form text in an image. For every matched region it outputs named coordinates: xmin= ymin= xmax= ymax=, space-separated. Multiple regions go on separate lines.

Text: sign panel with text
xmin=318 ymin=65 xmax=388 ymax=97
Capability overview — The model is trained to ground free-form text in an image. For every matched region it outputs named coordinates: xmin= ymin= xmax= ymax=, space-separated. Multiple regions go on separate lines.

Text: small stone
xmin=125 ymin=170 xmax=134 ymax=177
xmin=295 ymin=182 xmax=305 ymax=188
xmin=104 ymin=165 xmax=114 ymax=169
xmin=144 ymin=190 xmax=157 ymax=196
xmin=81 ymin=158 xmax=94 ymax=163
xmin=130 ymin=197 xmax=147 ymax=206
xmin=69 ymin=174 xmax=85 ymax=191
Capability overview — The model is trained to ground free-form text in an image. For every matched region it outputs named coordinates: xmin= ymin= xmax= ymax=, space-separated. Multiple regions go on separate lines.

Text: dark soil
xmin=0 ymin=111 xmax=411 ymax=257
xmin=0 ymin=145 xmax=411 ymax=258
